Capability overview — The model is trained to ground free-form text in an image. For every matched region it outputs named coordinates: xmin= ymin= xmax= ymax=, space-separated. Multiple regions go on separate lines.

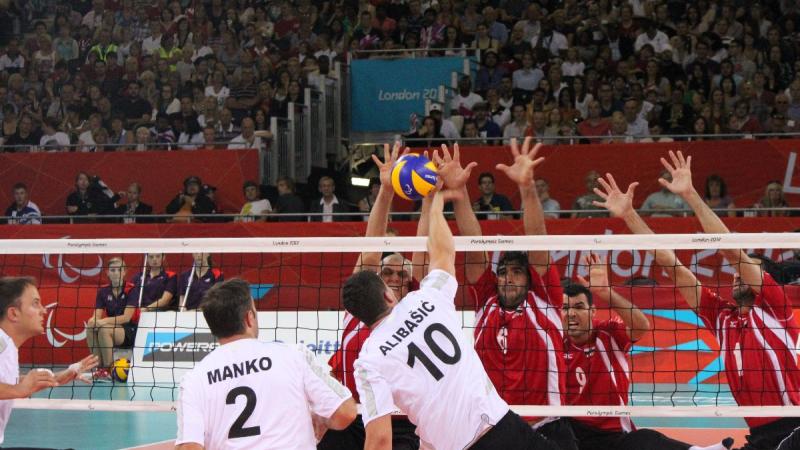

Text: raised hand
xmin=495 ymin=137 xmax=545 ymax=189
xmin=371 ymin=141 xmax=409 ymax=189
xmin=576 ymin=253 xmax=609 ymax=291
xmin=592 ymin=173 xmax=639 ymax=218
xmin=659 ymin=150 xmax=695 ymax=198
xmin=433 ymin=143 xmax=477 ymax=191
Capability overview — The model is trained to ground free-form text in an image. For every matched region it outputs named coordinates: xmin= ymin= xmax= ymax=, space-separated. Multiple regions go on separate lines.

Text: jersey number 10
xmin=406 ymin=323 xmax=462 ymax=381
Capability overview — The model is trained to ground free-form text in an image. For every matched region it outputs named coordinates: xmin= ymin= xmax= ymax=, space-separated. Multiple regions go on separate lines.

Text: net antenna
xmin=178 ymin=260 xmax=195 ymax=312
xmin=137 ymin=253 xmax=146 ymax=308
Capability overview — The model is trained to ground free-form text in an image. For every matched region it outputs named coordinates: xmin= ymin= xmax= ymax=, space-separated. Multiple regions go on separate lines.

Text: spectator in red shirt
xmin=577 ymin=100 xmax=611 ymax=142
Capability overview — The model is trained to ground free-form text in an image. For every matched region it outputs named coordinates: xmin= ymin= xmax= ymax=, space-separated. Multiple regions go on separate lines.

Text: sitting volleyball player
xmin=562 ymin=255 xmax=733 ymax=450
xmin=175 ymin=279 xmax=357 ymax=449
xmin=343 ymin=182 xmax=558 ymax=450
xmin=321 ymin=143 xmax=426 ymax=450
xmin=0 ymin=277 xmax=98 ymax=446
xmin=592 ymin=152 xmax=800 ymax=450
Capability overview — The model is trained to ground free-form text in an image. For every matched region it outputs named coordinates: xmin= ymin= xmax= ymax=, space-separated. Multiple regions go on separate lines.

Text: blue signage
xmin=351 ymin=57 xmax=466 ymax=132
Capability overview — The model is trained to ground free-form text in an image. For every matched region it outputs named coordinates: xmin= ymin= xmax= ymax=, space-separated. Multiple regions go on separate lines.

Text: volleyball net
xmin=3 ymin=233 xmax=800 ymax=419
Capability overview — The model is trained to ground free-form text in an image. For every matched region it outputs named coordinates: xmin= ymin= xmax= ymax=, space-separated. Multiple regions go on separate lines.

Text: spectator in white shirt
xmin=634 ymin=20 xmax=671 ymax=54
xmin=142 ymin=20 xmax=163 ymax=55
xmin=0 ymin=39 xmax=25 ymax=73
xmin=561 ymin=47 xmax=585 ymax=77
xmin=535 ymin=178 xmax=561 ymax=219
xmin=531 ymin=23 xmax=568 ymax=57
xmin=450 ymin=75 xmax=484 ymax=117
xmin=227 ymin=117 xmax=270 ymax=150
xmin=623 ymin=98 xmax=650 ymax=139
xmin=503 ymin=103 xmax=529 ymax=143
xmin=236 ymin=181 xmax=272 ymax=222
xmin=429 ymin=104 xmax=460 ymax=139
xmin=512 ymin=52 xmax=544 ymax=92
xmin=38 ymin=117 xmax=71 ymax=152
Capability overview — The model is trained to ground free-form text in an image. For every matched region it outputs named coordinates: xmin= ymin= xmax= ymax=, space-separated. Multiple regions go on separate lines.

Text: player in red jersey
xmin=440 ymin=137 xmax=577 ymax=449
xmin=319 ymin=142 xmax=445 ymax=450
xmin=563 ymin=255 xmax=733 ymax=450
xmin=593 ymin=151 xmax=800 ymax=450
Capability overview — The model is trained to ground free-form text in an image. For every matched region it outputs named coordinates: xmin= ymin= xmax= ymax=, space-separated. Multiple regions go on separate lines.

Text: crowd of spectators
xmin=0 ymin=0 xmax=799 ymax=221
xmin=0 ymin=0 xmax=796 ymax=153
xmin=394 ymin=0 xmax=800 ymax=144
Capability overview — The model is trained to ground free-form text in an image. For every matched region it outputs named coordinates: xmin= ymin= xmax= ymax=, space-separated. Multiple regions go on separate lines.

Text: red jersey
xmin=564 ymin=319 xmax=633 ymax=432
xmin=470 ymin=266 xmax=566 ymax=406
xmin=329 ymin=278 xmax=419 ymax=402
xmin=697 ymin=273 xmax=800 ymax=428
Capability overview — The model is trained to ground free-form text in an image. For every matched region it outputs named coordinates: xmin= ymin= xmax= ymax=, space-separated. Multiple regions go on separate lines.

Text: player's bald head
xmin=343 ymin=270 xmax=390 ymax=327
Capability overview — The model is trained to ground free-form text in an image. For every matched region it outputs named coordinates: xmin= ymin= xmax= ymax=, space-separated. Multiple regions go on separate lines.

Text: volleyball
xmin=391 ymin=154 xmax=438 ymax=201
xmin=111 ymin=358 xmax=131 ymax=383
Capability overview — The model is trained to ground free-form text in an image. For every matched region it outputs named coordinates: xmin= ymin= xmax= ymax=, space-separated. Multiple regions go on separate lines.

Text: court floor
xmin=4 ymin=383 xmax=749 ymax=449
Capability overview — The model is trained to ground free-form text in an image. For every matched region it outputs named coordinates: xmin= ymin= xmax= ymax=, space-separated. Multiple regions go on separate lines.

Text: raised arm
xmin=658 ymin=150 xmax=763 ymax=292
xmin=355 ymin=143 xmax=405 ymax=274
xmin=593 ymin=173 xmax=702 ymax=309
xmin=427 ymin=182 xmax=460 ymax=277
xmin=433 ymin=144 xmax=480 ymax=283
xmin=579 ymin=254 xmax=650 ymax=341
xmin=495 ymin=137 xmax=548 ymax=274
xmin=412 ymin=193 xmax=433 ymax=282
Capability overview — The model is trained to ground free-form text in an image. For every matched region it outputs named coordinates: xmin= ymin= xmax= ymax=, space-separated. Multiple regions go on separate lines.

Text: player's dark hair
xmin=478 ymin=172 xmax=495 ymax=184
xmin=564 ymin=283 xmax=593 ymax=306
xmin=342 ymin=270 xmax=389 ymax=327
xmin=201 ymin=279 xmax=253 ymax=339
xmin=0 ymin=277 xmax=36 ymax=321
xmin=12 ymin=182 xmax=27 ymax=191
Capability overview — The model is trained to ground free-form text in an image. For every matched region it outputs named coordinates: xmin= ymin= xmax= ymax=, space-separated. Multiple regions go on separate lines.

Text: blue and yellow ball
xmin=112 ymin=357 xmax=131 ymax=383
xmin=391 ymin=154 xmax=438 ymax=201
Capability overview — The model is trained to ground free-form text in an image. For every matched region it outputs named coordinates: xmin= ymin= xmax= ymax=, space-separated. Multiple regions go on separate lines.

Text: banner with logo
xmin=350 ymin=57 xmax=466 ymax=131
xmin=0 ymin=149 xmax=259 ymax=216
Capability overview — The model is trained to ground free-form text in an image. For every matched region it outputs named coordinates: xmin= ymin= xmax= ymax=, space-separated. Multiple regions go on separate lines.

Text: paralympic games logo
xmin=41 ymin=236 xmax=104 ymax=283
xmin=44 ymin=302 xmax=86 ymax=348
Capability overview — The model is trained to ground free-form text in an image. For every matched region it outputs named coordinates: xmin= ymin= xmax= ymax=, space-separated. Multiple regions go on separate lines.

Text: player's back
xmin=177 ymin=338 xmax=350 ymax=450
xmin=356 ymin=270 xmax=508 ymax=449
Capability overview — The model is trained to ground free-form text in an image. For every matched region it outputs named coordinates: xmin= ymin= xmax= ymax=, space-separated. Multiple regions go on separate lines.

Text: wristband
xmin=68 ymin=362 xmax=82 ymax=375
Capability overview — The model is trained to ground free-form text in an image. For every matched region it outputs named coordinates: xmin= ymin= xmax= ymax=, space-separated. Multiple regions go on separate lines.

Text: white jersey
xmin=0 ymin=328 xmax=19 ymax=445
xmin=176 ymin=339 xmax=351 ymax=450
xmin=355 ymin=270 xmax=508 ymax=450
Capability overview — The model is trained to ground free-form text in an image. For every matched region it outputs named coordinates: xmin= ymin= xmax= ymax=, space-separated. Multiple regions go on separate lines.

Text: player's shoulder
xmin=417 ymin=269 xmax=457 ymax=295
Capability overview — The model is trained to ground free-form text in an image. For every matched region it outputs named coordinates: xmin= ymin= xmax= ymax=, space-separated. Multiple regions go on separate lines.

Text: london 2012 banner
xmin=350 ymin=57 xmax=466 ymax=132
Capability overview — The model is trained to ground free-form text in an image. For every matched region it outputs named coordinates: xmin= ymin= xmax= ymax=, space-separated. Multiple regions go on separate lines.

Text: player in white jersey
xmin=0 ymin=277 xmax=98 ymax=446
xmin=344 ymin=183 xmax=558 ymax=450
xmin=175 ymin=279 xmax=356 ymax=450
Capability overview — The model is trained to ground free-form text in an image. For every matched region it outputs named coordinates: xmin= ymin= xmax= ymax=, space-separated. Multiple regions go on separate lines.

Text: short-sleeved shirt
xmin=176 ymin=339 xmax=352 ymax=449
xmin=178 ymin=268 xmax=223 ymax=310
xmin=5 ymin=202 xmax=41 ymax=225
xmin=697 ymin=273 xmax=800 ymax=428
xmin=128 ymin=270 xmax=177 ymax=322
xmin=564 ymin=319 xmax=633 ymax=432
xmin=355 ymin=270 xmax=508 ymax=450
xmin=128 ymin=270 xmax=177 ymax=308
xmin=470 ymin=265 xmax=567 ymax=406
xmin=94 ymin=283 xmax=136 ymax=318
xmin=329 ymin=278 xmax=420 ymax=402
xmin=0 ymin=328 xmax=19 ymax=444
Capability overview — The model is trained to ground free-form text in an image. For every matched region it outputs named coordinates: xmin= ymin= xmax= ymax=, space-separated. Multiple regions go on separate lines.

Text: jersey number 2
xmin=406 ymin=323 xmax=462 ymax=381
xmin=226 ymin=386 xmax=261 ymax=439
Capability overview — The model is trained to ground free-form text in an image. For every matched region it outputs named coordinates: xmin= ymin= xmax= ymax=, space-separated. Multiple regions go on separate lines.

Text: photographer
xmin=65 ymin=172 xmax=117 ymax=222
